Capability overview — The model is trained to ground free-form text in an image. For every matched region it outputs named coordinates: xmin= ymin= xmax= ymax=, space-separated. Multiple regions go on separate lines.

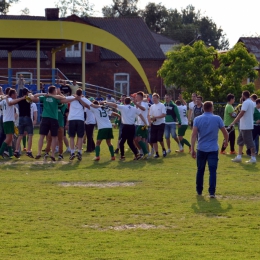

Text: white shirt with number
xmin=117 ymin=104 xmax=141 ymax=125
xmin=30 ymin=102 xmax=38 ymax=122
xmin=66 ymin=96 xmax=91 ymax=121
xmin=177 ymin=105 xmax=188 ymax=125
xmin=149 ymin=102 xmax=166 ymax=125
xmin=135 ymin=101 xmax=149 ymax=126
xmin=85 ymin=107 xmax=96 ymax=125
xmin=0 ymin=98 xmax=15 ymax=122
xmin=240 ymin=98 xmax=255 ymax=130
xmin=90 ymin=107 xmax=112 ymax=129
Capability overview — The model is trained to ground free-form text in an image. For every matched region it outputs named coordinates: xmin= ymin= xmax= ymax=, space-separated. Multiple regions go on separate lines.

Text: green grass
xmin=1 ymin=128 xmax=260 ymax=259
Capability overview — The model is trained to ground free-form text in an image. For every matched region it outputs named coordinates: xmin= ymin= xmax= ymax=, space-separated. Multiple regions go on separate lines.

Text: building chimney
xmin=45 ymin=8 xmax=59 ymax=20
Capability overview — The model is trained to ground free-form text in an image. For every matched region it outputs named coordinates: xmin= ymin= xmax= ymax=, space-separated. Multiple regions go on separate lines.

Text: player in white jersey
xmin=0 ymin=88 xmax=25 ymax=158
xmin=133 ymin=91 xmax=149 ymax=158
xmin=89 ymin=101 xmax=120 ymax=161
xmin=107 ymin=97 xmax=147 ymax=160
xmin=188 ymin=93 xmax=197 ymax=128
xmin=175 ymin=94 xmax=191 ymax=152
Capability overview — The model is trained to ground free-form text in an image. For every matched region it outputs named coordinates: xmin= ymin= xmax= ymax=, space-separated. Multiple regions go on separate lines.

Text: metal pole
xmin=37 ymin=40 xmax=40 ymax=91
xmin=81 ymin=42 xmax=86 ymax=92
xmin=52 ymin=52 xmax=56 ymax=85
xmin=7 ymin=52 xmax=12 ymax=86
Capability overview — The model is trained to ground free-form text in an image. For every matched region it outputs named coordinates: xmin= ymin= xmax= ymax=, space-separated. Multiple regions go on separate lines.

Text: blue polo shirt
xmin=194 ymin=112 xmax=224 ymax=152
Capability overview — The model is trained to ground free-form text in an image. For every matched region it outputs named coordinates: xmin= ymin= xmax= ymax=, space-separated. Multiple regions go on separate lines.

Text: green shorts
xmin=178 ymin=125 xmax=188 ymax=136
xmin=136 ymin=125 xmax=148 ymax=138
xmin=3 ymin=121 xmax=15 ymax=135
xmin=97 ymin=128 xmax=114 ymax=140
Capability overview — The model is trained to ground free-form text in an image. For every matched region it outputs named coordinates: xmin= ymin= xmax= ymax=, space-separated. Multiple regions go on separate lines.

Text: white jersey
xmin=136 ymin=101 xmax=149 ymax=126
xmin=189 ymin=101 xmax=195 ymax=110
xmin=66 ymin=96 xmax=91 ymax=121
xmin=1 ymin=98 xmax=15 ymax=122
xmin=177 ymin=105 xmax=188 ymax=125
xmin=85 ymin=107 xmax=96 ymax=125
xmin=240 ymin=98 xmax=255 ymax=130
xmin=30 ymin=103 xmax=38 ymax=122
xmin=117 ymin=104 xmax=141 ymax=125
xmin=90 ymin=107 xmax=112 ymax=129
xmin=149 ymin=102 xmax=166 ymax=125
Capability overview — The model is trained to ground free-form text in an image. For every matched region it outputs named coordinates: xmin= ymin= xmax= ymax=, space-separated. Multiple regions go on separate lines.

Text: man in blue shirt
xmin=191 ymin=101 xmax=228 ymax=198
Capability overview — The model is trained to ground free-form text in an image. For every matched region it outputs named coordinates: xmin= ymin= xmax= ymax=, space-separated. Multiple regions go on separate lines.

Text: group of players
xmin=0 ymin=84 xmax=205 ymax=162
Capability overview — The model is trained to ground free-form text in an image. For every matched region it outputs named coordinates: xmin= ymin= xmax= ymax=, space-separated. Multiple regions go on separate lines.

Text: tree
xmin=55 ymin=0 xmax=93 ymax=17
xmin=158 ymin=41 xmax=219 ymax=101
xmin=140 ymin=3 xmax=168 ymax=33
xmin=20 ymin=7 xmax=30 ymax=15
xmin=0 ymin=0 xmax=19 ymax=15
xmin=102 ymin=0 xmax=139 ymax=17
xmin=215 ymin=42 xmax=259 ymax=101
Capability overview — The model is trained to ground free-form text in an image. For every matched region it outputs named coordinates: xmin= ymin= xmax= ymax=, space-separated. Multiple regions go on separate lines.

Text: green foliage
xmin=158 ymin=41 xmax=219 ymax=101
xmin=159 ymin=41 xmax=259 ymax=102
xmin=217 ymin=42 xmax=259 ymax=100
xmin=55 ymin=0 xmax=93 ymax=17
xmin=0 ymin=0 xmax=19 ymax=15
xmin=102 ymin=0 xmax=139 ymax=17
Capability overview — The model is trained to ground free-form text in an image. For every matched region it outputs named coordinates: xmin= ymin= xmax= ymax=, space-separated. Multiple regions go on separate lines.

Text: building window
xmin=16 ymin=72 xmax=33 ymax=84
xmin=86 ymin=43 xmax=93 ymax=52
xmin=65 ymin=43 xmax=81 ymax=57
xmin=114 ymin=73 xmax=129 ymax=96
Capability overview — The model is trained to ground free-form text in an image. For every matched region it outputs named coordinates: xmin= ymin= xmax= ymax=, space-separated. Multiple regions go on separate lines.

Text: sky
xmin=8 ymin=0 xmax=260 ymax=48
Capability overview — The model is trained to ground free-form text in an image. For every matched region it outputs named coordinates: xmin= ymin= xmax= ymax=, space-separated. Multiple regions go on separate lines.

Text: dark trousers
xmin=196 ymin=150 xmax=219 ymax=196
xmin=246 ymin=126 xmax=260 ymax=156
xmin=221 ymin=126 xmax=235 ymax=152
xmin=119 ymin=124 xmax=138 ymax=157
xmin=0 ymin=115 xmax=6 ymax=147
xmin=85 ymin=124 xmax=95 ymax=152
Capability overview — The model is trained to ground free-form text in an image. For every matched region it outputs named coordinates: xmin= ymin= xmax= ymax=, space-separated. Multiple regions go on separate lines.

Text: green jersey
xmin=40 ymin=96 xmax=61 ymax=120
xmin=254 ymin=107 xmax=260 ymax=124
xmin=224 ymin=103 xmax=234 ymax=126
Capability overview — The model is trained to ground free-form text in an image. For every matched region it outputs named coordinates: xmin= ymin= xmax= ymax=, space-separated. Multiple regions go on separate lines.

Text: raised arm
xmin=133 ymin=101 xmax=145 ymax=111
xmin=106 ymin=102 xmax=118 ymax=109
xmin=179 ymin=94 xmax=187 ymax=106
xmin=6 ymin=96 xmax=25 ymax=106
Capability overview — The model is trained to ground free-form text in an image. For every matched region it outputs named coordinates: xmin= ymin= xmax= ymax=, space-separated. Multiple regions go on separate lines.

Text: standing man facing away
xmin=191 ymin=101 xmax=228 ymax=198
xmin=149 ymin=93 xmax=167 ymax=158
xmin=230 ymin=90 xmax=256 ymax=163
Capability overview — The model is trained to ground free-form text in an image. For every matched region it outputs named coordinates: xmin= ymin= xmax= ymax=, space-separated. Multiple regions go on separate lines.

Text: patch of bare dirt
xmin=1 ymin=160 xmax=69 ymax=165
xmin=59 ymin=182 xmax=136 ymax=188
xmin=83 ymin=224 xmax=167 ymax=231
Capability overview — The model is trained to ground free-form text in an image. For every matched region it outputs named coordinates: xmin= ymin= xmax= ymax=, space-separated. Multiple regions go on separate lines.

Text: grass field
xmin=0 ymin=127 xmax=260 ymax=259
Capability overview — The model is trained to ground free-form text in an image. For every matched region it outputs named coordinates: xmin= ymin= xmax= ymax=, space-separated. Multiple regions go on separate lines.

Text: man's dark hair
xmin=227 ymin=93 xmax=235 ymax=102
xmin=203 ymin=101 xmax=213 ymax=112
xmin=125 ymin=97 xmax=131 ymax=104
xmin=5 ymin=87 xmax=11 ymax=95
xmin=8 ymin=88 xmax=16 ymax=97
xmin=197 ymin=95 xmax=203 ymax=101
xmin=175 ymin=100 xmax=181 ymax=105
xmin=48 ymin=85 xmax=56 ymax=94
xmin=243 ymin=90 xmax=250 ymax=98
xmin=93 ymin=100 xmax=99 ymax=105
xmin=256 ymin=98 xmax=260 ymax=105
xmin=76 ymin=88 xmax=83 ymax=96
xmin=251 ymin=94 xmax=258 ymax=101
xmin=137 ymin=91 xmax=144 ymax=98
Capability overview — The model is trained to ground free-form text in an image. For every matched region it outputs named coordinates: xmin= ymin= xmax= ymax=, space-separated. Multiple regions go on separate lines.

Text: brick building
xmin=0 ymin=12 xmax=178 ymax=97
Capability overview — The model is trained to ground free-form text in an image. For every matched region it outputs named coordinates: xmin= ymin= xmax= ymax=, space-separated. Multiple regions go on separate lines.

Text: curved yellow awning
xmin=0 ymin=20 xmax=151 ymax=93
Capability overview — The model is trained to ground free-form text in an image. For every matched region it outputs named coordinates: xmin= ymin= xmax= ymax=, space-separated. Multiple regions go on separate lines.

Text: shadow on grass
xmin=191 ymin=195 xmax=232 ymax=217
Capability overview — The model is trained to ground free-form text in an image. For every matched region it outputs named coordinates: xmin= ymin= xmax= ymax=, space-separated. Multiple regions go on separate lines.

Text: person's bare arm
xmin=230 ymin=110 xmax=245 ymax=126
xmin=154 ymin=113 xmax=166 ymax=119
xmin=190 ymin=126 xmax=198 ymax=159
xmin=6 ymin=96 xmax=25 ymax=106
xmin=220 ymin=126 xmax=229 ymax=147
xmin=133 ymin=101 xmax=145 ymax=111
xmin=106 ymin=102 xmax=118 ymax=109
xmin=179 ymin=94 xmax=187 ymax=106
xmin=111 ymin=112 xmax=120 ymax=119
xmin=33 ymin=111 xmax=38 ymax=126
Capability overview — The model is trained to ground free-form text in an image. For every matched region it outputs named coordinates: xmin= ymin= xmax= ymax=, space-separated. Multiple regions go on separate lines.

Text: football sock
xmin=138 ymin=141 xmax=148 ymax=154
xmin=22 ymin=136 xmax=26 ymax=148
xmin=95 ymin=146 xmax=100 ymax=157
xmin=181 ymin=139 xmax=191 ymax=148
xmin=8 ymin=146 xmax=13 ymax=157
xmin=109 ymin=145 xmax=114 ymax=157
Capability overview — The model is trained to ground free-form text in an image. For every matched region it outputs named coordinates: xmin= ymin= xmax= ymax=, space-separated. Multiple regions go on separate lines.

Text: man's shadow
xmin=191 ymin=195 xmax=232 ymax=217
